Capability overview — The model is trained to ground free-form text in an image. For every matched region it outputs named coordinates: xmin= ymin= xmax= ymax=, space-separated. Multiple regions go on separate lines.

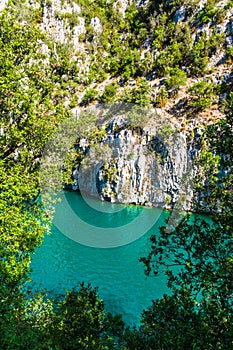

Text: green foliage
xmin=138 ymin=211 xmax=233 ymax=348
xmin=88 ymin=126 xmax=107 ymax=144
xmin=153 ymin=86 xmax=168 ymax=107
xmin=71 ymin=0 xmax=228 ymax=86
xmin=151 ymin=11 xmax=168 ymax=50
xmin=101 ymin=162 xmax=117 ymax=181
xmin=190 ymin=97 xmax=212 ymax=111
xmin=0 ymin=9 xmax=74 ymax=299
xmin=0 ymin=163 xmax=46 ymax=285
xmin=225 ymin=0 xmax=233 ymax=9
xmin=0 ymin=9 xmax=78 ymax=347
xmin=1 ymin=284 xmax=125 ymax=350
xmin=188 ymin=80 xmax=216 ymax=111
xmin=1 ymin=1 xmax=232 ymax=348
xmin=76 ymin=1 xmax=150 ymax=81
xmin=137 ymin=100 xmax=233 ymax=349
xmin=198 ymin=94 xmax=233 ymax=219
xmin=157 ymin=122 xmax=174 ymax=139
xmin=53 ymin=284 xmax=107 ymax=349
xmin=188 ymin=32 xmax=225 ymax=76
xmin=122 ymin=78 xmax=151 ymax=106
xmin=80 ymin=88 xmax=99 ymax=106
xmin=150 ymin=1 xmax=225 ymax=78
xmin=155 ymin=41 xmax=183 ymax=77
xmin=60 ymin=11 xmax=80 ymax=28
xmin=126 ymin=288 xmax=233 ymax=349
xmin=189 ymin=80 xmax=215 ymax=97
xmin=196 ymin=0 xmax=224 ymax=24
xmin=100 ymin=82 xmax=118 ymax=103
xmin=1 ymin=290 xmax=55 ymax=350
xmin=166 ymin=67 xmax=187 ymax=94
xmin=226 ymin=46 xmax=233 ymax=63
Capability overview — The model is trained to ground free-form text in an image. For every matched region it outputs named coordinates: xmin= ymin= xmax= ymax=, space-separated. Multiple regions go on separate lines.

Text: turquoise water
xmin=30 ymin=191 xmax=170 ymax=326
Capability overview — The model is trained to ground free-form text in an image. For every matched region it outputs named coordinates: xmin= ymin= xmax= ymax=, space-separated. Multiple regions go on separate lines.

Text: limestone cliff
xmin=72 ymin=114 xmax=198 ymax=210
xmin=2 ymin=0 xmax=232 ymax=210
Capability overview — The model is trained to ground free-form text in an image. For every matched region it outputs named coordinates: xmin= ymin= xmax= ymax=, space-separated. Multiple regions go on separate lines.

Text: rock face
xmin=0 ymin=0 xmax=8 ymax=12
xmin=41 ymin=0 xmax=85 ymax=47
xmin=6 ymin=0 xmax=229 ymax=210
xmin=73 ymin=120 xmax=196 ymax=211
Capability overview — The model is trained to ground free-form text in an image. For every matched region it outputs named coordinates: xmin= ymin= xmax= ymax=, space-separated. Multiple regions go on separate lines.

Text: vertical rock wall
xmin=73 ymin=122 xmax=197 ymax=210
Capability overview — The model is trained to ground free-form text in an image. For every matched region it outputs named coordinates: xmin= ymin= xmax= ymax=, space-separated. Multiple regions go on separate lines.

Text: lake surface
xmin=30 ymin=191 xmax=171 ymax=326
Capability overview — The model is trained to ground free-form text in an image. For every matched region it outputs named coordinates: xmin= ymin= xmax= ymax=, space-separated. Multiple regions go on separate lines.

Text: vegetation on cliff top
xmin=0 ymin=0 xmax=232 ymax=348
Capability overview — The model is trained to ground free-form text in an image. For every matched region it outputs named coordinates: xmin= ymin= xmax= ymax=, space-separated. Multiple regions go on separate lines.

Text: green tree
xmin=166 ymin=67 xmax=187 ymax=95
xmin=1 ymin=283 xmax=125 ymax=350
xmin=0 ymin=9 xmax=73 ymax=346
xmin=188 ymin=78 xmax=216 ymax=112
xmin=135 ymin=98 xmax=233 ymax=349
xmin=189 ymin=80 xmax=214 ymax=97
xmin=0 ymin=161 xmax=51 ymax=349
xmin=122 ymin=78 xmax=151 ymax=106
xmin=52 ymin=284 xmax=120 ymax=349
xmin=80 ymin=88 xmax=99 ymax=106
xmin=100 ymin=82 xmax=118 ymax=103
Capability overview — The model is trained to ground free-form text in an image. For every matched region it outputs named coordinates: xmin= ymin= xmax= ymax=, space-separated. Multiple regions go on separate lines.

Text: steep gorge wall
xmin=1 ymin=0 xmax=231 ymax=211
xmin=72 ymin=119 xmax=199 ymax=210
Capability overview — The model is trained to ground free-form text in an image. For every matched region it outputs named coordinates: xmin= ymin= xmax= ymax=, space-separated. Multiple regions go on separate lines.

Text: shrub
xmin=166 ymin=67 xmax=187 ymax=95
xmin=189 ymin=97 xmax=212 ymax=111
xmin=80 ymin=89 xmax=98 ymax=106
xmin=122 ymin=78 xmax=151 ymax=106
xmin=188 ymin=81 xmax=215 ymax=98
xmin=100 ymin=83 xmax=118 ymax=103
xmin=153 ymin=87 xmax=168 ymax=107
xmin=188 ymin=81 xmax=216 ymax=111
xmin=226 ymin=47 xmax=233 ymax=63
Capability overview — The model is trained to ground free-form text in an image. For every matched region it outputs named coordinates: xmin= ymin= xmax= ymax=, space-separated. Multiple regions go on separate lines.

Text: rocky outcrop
xmin=3 ymin=0 xmax=230 ymax=211
xmin=0 ymin=0 xmax=8 ymax=12
xmin=41 ymin=0 xmax=85 ymax=46
xmin=72 ymin=118 xmax=197 ymax=210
